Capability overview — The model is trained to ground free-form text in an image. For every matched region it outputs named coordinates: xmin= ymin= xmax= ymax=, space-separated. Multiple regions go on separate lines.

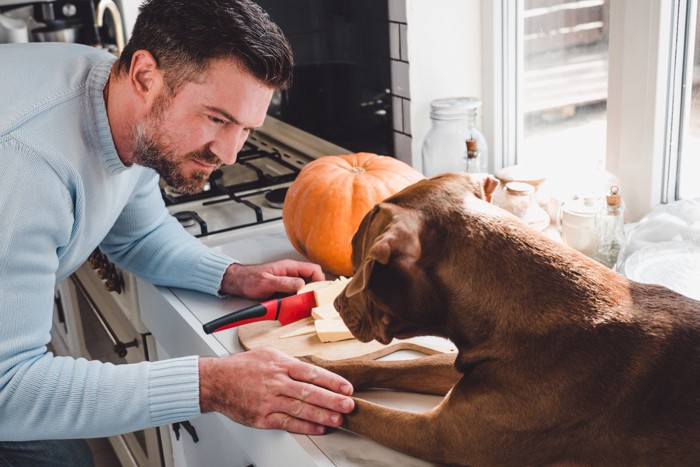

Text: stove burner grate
xmin=161 ymin=143 xmax=301 ymax=206
xmin=172 ymin=188 xmax=283 ymax=238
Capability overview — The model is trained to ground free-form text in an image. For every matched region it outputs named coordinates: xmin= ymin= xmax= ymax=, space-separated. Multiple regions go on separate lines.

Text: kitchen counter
xmin=137 ymin=221 xmax=451 ymax=467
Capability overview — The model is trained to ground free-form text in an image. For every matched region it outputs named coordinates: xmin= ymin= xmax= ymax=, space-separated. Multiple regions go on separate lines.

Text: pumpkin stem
xmin=349 ymin=155 xmax=379 ymax=173
xmin=349 ymin=165 xmax=366 ymax=174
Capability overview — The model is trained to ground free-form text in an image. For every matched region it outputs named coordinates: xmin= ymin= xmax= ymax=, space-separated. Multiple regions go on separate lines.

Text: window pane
xmin=520 ymin=0 xmax=609 ymax=194
xmin=680 ymin=5 xmax=700 ymax=199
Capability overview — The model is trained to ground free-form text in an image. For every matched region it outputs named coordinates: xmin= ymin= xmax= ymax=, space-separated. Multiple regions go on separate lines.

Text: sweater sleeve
xmin=99 ymin=169 xmax=234 ymax=296
xmin=0 ymin=143 xmax=201 ymax=441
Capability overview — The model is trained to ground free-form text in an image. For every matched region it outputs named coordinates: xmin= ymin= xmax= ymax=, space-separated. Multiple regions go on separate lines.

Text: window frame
xmin=482 ymin=0 xmax=689 ymax=222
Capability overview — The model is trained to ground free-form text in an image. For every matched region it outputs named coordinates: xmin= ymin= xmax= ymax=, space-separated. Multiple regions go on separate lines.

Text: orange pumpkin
xmin=283 ymin=153 xmax=425 ymax=276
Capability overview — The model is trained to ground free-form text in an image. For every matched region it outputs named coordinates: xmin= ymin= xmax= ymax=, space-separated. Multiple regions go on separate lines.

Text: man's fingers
xmin=275 ymin=394 xmax=345 ymax=428
xmin=287 ymin=361 xmax=354 ymax=402
xmin=263 ymin=412 xmax=329 ymax=435
xmin=273 ymin=276 xmax=306 ymax=295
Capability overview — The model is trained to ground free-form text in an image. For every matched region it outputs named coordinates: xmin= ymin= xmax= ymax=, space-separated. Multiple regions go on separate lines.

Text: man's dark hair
xmin=117 ymin=0 xmax=293 ymax=92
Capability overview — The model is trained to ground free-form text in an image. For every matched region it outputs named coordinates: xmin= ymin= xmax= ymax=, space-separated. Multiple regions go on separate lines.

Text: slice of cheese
xmin=315 ymin=319 xmax=354 ymax=342
xmin=311 ymin=304 xmax=340 ymax=320
xmin=313 ymin=279 xmax=349 ymax=306
xmin=279 ymin=324 xmax=316 ymax=339
xmin=297 ymin=280 xmax=334 ymax=295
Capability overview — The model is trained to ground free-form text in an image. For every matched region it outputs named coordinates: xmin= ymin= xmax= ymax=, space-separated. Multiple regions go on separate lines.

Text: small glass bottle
xmin=465 ymin=138 xmax=481 ymax=173
xmin=464 ymin=99 xmax=489 ymax=173
xmin=595 ymin=186 xmax=626 ymax=268
xmin=421 ymin=97 xmax=489 ymax=177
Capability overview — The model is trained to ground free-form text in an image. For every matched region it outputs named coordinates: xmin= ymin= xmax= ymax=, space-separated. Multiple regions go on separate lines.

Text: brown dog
xmin=309 ymin=173 xmax=700 ymax=466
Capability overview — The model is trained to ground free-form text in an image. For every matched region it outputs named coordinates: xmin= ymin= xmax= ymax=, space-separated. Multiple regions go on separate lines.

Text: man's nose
xmin=211 ymin=127 xmax=245 ymax=165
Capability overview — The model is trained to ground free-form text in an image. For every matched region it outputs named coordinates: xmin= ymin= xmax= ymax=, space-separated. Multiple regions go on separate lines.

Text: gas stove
xmin=162 ymin=133 xmax=314 ymax=237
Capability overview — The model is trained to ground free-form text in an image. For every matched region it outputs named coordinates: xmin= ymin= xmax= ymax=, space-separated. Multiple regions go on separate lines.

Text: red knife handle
xmin=202 ymin=300 xmax=278 ymax=334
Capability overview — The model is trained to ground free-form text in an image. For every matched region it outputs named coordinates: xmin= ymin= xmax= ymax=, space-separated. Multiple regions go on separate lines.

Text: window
xmin=482 ymin=0 xmax=695 ymax=221
xmin=521 ymin=0 xmax=610 ymax=199
xmin=678 ymin=1 xmax=700 ymax=199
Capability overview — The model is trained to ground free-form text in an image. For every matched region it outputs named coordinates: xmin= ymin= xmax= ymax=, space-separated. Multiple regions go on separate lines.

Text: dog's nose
xmin=333 ymin=293 xmax=347 ymax=313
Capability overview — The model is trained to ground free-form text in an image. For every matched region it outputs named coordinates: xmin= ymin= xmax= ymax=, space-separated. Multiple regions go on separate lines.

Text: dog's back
xmin=331 ymin=172 xmax=700 ymax=466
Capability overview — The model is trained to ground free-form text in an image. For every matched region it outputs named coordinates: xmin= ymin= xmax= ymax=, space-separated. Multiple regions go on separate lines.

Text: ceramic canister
xmin=559 ymin=196 xmax=602 ymax=257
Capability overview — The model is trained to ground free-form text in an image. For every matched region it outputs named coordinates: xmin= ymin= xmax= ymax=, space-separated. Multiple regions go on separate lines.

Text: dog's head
xmin=334 ymin=173 xmax=501 ymax=344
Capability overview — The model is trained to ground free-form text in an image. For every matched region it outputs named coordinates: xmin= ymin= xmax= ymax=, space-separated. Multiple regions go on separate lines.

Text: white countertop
xmin=137 ymin=221 xmax=447 ymax=466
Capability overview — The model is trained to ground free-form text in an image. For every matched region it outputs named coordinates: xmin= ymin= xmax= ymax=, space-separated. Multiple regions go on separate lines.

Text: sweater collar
xmin=86 ymin=58 xmax=131 ymax=174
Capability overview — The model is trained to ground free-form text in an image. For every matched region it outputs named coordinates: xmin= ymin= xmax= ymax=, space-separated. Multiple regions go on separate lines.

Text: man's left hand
xmin=220 ymin=260 xmax=325 ymax=299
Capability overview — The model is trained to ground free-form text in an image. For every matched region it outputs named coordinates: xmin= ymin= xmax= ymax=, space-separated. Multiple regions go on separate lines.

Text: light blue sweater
xmin=0 ymin=43 xmax=235 ymax=440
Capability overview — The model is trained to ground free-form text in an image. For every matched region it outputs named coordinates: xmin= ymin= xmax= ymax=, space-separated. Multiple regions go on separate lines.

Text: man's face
xmin=132 ymin=59 xmax=274 ymax=194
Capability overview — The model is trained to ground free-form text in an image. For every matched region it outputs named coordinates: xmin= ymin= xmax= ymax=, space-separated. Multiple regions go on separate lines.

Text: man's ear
xmin=128 ymin=50 xmax=164 ymax=105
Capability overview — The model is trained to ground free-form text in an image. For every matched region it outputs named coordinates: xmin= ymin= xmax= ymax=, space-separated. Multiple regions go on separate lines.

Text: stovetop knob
xmin=105 ymin=277 xmax=123 ymax=294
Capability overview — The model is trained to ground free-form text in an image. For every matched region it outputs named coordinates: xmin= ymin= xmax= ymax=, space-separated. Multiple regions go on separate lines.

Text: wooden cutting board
xmin=238 ymin=317 xmax=457 ymax=360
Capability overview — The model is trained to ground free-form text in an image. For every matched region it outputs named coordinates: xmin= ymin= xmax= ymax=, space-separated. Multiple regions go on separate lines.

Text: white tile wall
xmin=399 ymin=24 xmax=409 ymax=61
xmin=388 ymin=0 xmax=408 ymax=23
xmin=392 ymin=96 xmax=404 ymax=132
xmin=402 ymin=98 xmax=411 ymax=134
xmin=388 ymin=0 xmax=411 ymax=162
xmin=389 ymin=22 xmax=401 ymax=59
xmin=393 ymin=132 xmax=413 ymax=165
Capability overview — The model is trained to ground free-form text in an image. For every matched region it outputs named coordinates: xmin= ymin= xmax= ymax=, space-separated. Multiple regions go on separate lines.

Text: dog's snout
xmin=333 ymin=292 xmax=347 ymax=313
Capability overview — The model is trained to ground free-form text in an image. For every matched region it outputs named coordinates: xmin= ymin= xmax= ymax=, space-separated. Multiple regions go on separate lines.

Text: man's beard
xmin=131 ymin=96 xmax=220 ymax=195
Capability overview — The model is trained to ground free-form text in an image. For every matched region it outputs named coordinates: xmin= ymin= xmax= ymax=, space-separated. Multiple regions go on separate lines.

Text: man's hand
xmin=220 ymin=260 xmax=325 ymax=299
xmin=199 ymin=347 xmax=354 ymax=435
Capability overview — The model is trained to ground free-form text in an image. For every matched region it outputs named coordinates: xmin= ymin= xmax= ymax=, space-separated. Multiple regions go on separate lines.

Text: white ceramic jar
xmin=559 ymin=196 xmax=603 ymax=257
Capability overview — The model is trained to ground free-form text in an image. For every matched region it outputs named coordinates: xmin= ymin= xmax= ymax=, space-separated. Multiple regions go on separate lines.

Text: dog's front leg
xmin=344 ymin=397 xmax=474 ymax=466
xmin=303 ymin=353 xmax=460 ymax=395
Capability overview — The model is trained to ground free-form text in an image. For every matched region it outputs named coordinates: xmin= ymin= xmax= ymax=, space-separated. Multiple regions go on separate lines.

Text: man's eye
xmin=208 ymin=115 xmax=226 ymax=125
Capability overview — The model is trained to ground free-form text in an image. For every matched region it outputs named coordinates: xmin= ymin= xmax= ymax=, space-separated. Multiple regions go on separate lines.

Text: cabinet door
xmin=169 ymin=413 xmax=254 ymax=467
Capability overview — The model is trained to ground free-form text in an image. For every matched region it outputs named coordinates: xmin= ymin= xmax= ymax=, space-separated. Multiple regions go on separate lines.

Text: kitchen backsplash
xmin=388 ymin=0 xmax=412 ymax=163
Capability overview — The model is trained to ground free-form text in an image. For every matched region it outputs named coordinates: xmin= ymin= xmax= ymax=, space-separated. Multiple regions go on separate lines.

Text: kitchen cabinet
xmin=50 ymin=279 xmax=85 ymax=357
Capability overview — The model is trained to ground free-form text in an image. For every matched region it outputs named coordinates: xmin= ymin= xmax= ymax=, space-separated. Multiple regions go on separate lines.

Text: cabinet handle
xmin=172 ymin=421 xmax=199 ymax=443
xmin=54 ymin=291 xmax=67 ymax=333
xmin=69 ymin=275 xmax=138 ymax=358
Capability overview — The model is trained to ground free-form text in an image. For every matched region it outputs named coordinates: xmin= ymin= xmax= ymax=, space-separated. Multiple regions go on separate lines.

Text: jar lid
xmin=430 ymin=97 xmax=481 ymax=119
xmin=495 ymin=164 xmax=546 ymax=187
xmin=563 ymin=196 xmax=601 ymax=216
xmin=505 ymin=181 xmax=534 ymax=195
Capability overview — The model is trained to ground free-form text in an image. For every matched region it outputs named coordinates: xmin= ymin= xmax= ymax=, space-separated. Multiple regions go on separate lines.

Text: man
xmin=0 ymin=0 xmax=354 ymax=465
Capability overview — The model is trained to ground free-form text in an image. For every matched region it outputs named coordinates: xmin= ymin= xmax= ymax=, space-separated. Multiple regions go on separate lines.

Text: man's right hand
xmin=198 ymin=347 xmax=355 ymax=435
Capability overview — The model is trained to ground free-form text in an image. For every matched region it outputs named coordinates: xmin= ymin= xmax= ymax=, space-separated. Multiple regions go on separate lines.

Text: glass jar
xmin=501 ymin=182 xmax=551 ymax=232
xmin=421 ymin=97 xmax=489 ymax=177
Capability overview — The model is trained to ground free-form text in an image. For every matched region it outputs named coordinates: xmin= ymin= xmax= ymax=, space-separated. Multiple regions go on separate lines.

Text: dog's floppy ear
xmin=344 ymin=203 xmax=420 ymax=298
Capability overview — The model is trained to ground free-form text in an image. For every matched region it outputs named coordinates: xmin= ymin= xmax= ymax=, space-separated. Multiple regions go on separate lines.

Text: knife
xmin=202 ymin=290 xmax=316 ymax=334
